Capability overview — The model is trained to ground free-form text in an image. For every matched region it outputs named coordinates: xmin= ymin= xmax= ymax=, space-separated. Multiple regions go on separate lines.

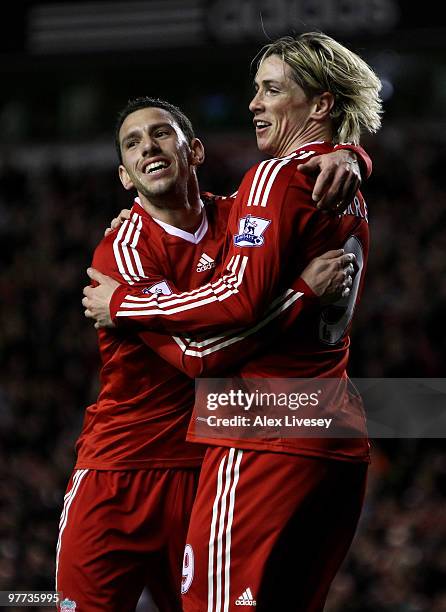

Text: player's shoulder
xmin=201 ymin=191 xmax=234 ymax=223
xmin=288 ymin=142 xmax=336 ymax=192
xmin=242 ymin=143 xmax=333 ymax=188
xmin=295 ymin=141 xmax=333 ymax=159
xmin=236 ymin=147 xmax=318 ymax=203
xmin=92 ymin=203 xmax=153 ymax=271
xmin=290 ymin=142 xmax=335 ymax=178
xmin=92 ymin=231 xmax=115 ymax=270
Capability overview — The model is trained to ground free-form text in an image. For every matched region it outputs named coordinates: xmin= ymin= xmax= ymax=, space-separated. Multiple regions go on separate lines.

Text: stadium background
xmin=0 ymin=1 xmax=445 ymax=610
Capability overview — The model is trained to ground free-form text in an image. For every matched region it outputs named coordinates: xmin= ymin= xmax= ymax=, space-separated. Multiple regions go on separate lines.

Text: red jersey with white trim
xmin=75 ymin=195 xmax=233 ymax=470
xmin=109 ymin=142 xmax=370 ymax=462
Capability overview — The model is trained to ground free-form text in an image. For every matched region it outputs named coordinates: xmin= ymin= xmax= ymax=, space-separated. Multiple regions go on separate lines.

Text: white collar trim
xmin=135 ymin=197 xmax=208 ymax=244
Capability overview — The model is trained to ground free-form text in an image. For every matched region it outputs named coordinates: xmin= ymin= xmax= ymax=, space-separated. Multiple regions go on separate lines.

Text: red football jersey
xmin=109 ymin=142 xmax=370 ymax=462
xmin=75 ymin=195 xmax=233 ymax=469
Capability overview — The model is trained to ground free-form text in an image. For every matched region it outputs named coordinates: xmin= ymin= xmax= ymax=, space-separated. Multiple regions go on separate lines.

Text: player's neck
xmin=138 ymin=194 xmax=203 ymax=232
xmin=278 ymin=124 xmax=332 ymax=157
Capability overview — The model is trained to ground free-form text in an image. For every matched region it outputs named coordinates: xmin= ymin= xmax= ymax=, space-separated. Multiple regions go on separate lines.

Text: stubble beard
xmin=136 ymin=173 xmax=175 ymax=201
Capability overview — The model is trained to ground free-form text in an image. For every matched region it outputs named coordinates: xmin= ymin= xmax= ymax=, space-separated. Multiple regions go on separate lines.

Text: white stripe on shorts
xmin=207 ymin=449 xmax=243 ymax=612
xmin=55 ymin=469 xmax=89 ymax=590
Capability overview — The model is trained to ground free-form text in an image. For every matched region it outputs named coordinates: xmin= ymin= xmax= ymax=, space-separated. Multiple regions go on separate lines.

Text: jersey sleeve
xmin=333 ymin=143 xmax=372 ymax=179
xmin=92 ymin=215 xmax=175 ymax=297
xmin=111 ymin=154 xmax=314 ymax=336
xmin=91 ymin=200 xmax=315 ymax=379
xmin=136 ymin=276 xmax=316 ymax=378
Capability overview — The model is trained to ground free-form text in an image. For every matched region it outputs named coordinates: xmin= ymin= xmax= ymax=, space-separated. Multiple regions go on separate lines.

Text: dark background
xmin=0 ymin=1 xmax=445 ymax=610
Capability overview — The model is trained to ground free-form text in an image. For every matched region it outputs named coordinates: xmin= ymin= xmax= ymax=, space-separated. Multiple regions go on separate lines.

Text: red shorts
xmin=56 ymin=468 xmax=199 ymax=612
xmin=182 ymin=447 xmax=367 ymax=612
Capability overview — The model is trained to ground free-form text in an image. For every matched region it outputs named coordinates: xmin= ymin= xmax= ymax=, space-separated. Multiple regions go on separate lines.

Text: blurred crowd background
xmin=0 ymin=1 xmax=445 ymax=610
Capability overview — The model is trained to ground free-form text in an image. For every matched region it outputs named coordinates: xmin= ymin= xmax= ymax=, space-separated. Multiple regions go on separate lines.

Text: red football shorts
xmin=56 ymin=468 xmax=199 ymax=612
xmin=181 ymin=447 xmax=367 ymax=612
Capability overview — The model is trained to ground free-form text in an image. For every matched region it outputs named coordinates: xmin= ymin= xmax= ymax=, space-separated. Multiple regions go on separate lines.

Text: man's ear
xmin=118 ymin=164 xmax=134 ymax=191
xmin=312 ymin=91 xmax=335 ymax=121
xmin=190 ymin=138 xmax=205 ymax=167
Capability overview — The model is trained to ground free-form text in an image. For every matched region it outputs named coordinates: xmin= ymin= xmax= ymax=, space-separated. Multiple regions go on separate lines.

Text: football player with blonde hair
xmin=83 ymin=32 xmax=382 ymax=611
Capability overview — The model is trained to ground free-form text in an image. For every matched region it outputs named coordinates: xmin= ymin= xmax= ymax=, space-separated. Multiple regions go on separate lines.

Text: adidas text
xmin=235 ymin=588 xmax=256 ymax=606
xmin=197 ymin=262 xmax=215 ymax=272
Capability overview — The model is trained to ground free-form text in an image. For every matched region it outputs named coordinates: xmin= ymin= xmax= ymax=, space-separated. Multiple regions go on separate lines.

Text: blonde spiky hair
xmin=256 ymin=32 xmax=383 ymax=144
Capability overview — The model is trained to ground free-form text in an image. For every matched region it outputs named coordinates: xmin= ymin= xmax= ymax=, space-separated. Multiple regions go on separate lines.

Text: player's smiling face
xmin=118 ymin=107 xmax=193 ymax=202
xmin=249 ymin=54 xmax=317 ymax=158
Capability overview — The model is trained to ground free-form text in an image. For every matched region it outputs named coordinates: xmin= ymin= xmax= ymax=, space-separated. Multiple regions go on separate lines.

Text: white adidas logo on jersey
xmin=196 ymin=252 xmax=215 ymax=272
xmin=235 ymin=587 xmax=256 ymax=606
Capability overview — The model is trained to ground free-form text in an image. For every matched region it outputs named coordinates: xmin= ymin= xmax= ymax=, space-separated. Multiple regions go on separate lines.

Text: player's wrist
xmin=292 ymin=277 xmax=318 ymax=301
xmin=334 ymin=143 xmax=372 ymax=179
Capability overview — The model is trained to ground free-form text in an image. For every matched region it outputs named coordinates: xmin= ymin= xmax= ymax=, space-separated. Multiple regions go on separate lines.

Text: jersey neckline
xmin=134 ymin=197 xmax=209 ymax=244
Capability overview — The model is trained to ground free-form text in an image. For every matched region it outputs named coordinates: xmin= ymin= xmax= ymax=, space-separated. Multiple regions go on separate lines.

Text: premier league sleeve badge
xmin=234 ymin=215 xmax=271 ymax=247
